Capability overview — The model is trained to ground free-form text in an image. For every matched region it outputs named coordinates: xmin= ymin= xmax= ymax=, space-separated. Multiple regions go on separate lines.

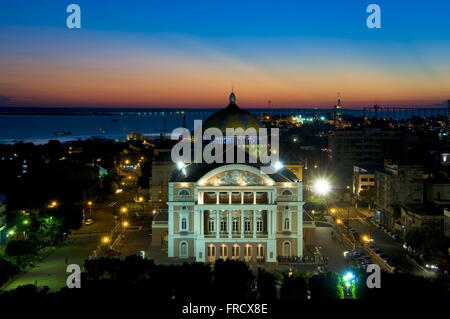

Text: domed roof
xmin=204 ymin=92 xmax=264 ymax=133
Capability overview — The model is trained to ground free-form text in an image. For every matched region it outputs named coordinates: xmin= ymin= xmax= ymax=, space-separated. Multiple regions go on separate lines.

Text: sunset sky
xmin=1 ymin=0 xmax=449 ymax=108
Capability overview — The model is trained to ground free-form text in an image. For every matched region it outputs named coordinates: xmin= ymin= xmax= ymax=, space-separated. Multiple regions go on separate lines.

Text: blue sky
xmin=0 ymin=0 xmax=449 ymax=107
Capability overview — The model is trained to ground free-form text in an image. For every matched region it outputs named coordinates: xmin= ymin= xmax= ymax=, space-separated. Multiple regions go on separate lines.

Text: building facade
xmin=167 ymin=163 xmax=304 ymax=264
xmin=400 ymin=205 xmax=444 ymax=233
xmin=374 ymin=163 xmax=424 ymax=231
xmin=328 ymin=128 xmax=410 ymax=186
xmin=353 ymin=165 xmax=375 ymax=196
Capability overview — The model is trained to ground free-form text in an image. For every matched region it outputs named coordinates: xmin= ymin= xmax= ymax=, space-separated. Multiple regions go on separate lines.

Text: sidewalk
xmin=3 ymin=237 xmax=97 ymax=292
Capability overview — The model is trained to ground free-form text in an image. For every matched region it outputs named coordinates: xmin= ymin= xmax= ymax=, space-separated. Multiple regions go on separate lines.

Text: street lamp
xmin=122 ymin=220 xmax=129 ymax=228
xmin=120 ymin=206 xmax=128 ymax=213
xmin=49 ymin=201 xmax=58 ymax=208
xmin=101 ymin=236 xmax=111 ymax=245
xmin=87 ymin=201 xmax=93 ymax=217
xmin=312 ymin=178 xmax=331 ymax=196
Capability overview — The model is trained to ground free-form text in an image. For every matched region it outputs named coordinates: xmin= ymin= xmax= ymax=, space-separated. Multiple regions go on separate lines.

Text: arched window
xmin=282 ymin=189 xmax=293 ymax=196
xmin=256 ymin=217 xmax=263 ymax=232
xmin=244 ymin=217 xmax=251 ymax=232
xmin=283 ymin=241 xmax=291 ymax=257
xmin=178 ymin=189 xmax=190 ymax=196
xmin=232 ymin=217 xmax=239 ymax=232
xmin=284 ymin=218 xmax=290 ymax=230
xmin=179 ymin=241 xmax=188 ymax=258
xmin=220 ymin=217 xmax=227 ymax=232
xmin=181 ymin=218 xmax=187 ymax=230
xmin=208 ymin=218 xmax=215 ymax=232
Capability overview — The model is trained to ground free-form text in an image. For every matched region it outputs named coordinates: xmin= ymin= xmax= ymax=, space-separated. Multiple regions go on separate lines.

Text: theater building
xmin=165 ymin=92 xmax=305 ymax=264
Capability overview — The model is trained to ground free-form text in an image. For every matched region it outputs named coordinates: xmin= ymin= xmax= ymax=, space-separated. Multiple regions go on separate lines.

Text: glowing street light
xmin=87 ymin=201 xmax=93 ymax=217
xmin=48 ymin=201 xmax=58 ymax=208
xmin=336 ymin=218 xmax=343 ymax=225
xmin=330 ymin=208 xmax=336 ymax=214
xmin=125 ymin=159 xmax=130 ymax=165
xmin=361 ymin=235 xmax=373 ymax=243
xmin=122 ymin=221 xmax=129 ymax=228
xmin=120 ymin=207 xmax=128 ymax=213
xmin=273 ymin=161 xmax=283 ymax=172
xmin=101 ymin=236 xmax=111 ymax=244
xmin=312 ymin=178 xmax=331 ymax=195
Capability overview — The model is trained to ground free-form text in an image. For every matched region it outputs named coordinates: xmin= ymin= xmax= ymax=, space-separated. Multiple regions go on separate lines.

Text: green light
xmin=345 ymin=282 xmax=351 ymax=288
xmin=23 ymin=219 xmax=29 ymax=225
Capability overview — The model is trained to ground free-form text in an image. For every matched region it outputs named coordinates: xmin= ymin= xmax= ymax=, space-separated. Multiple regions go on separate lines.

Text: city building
xmin=328 ymin=128 xmax=412 ymax=186
xmin=444 ymin=209 xmax=450 ymax=238
xmin=400 ymin=204 xmax=444 ymax=233
xmin=425 ymin=180 xmax=450 ymax=205
xmin=334 ymin=93 xmax=342 ymax=129
xmin=150 ymin=160 xmax=175 ymax=211
xmin=126 ymin=132 xmax=143 ymax=141
xmin=353 ymin=165 xmax=376 ymax=196
xmin=159 ymin=93 xmax=307 ymax=264
xmin=374 ymin=162 xmax=424 ymax=232
xmin=284 ymin=163 xmax=304 ymax=181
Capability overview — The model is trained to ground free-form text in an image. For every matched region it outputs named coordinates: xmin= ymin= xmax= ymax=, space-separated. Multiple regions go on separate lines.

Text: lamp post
xmin=312 ymin=178 xmax=331 ymax=215
xmin=87 ymin=201 xmax=93 ymax=217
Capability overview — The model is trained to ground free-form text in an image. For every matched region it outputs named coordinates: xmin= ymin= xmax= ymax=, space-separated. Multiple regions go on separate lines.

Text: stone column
xmin=216 ymin=211 xmax=220 ymax=238
xmin=200 ymin=210 xmax=203 ymax=235
xmin=241 ymin=192 xmax=244 ymax=204
xmin=215 ymin=244 xmax=220 ymax=260
xmin=241 ymin=211 xmax=245 ymax=238
xmin=228 ymin=210 xmax=232 ymax=238
xmin=216 ymin=192 xmax=219 ymax=204
xmin=253 ymin=192 xmax=256 ymax=204
xmin=229 ymin=192 xmax=232 ymax=204
xmin=252 ymin=243 xmax=257 ymax=262
xmin=253 ymin=211 xmax=257 ymax=237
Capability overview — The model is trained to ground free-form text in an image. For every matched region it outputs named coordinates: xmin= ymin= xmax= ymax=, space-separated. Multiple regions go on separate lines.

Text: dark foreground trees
xmin=1 ymin=257 xmax=448 ymax=302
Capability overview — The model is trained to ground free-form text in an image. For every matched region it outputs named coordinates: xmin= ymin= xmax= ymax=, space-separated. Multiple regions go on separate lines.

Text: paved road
xmin=115 ymin=223 xmax=152 ymax=259
xmin=346 ymin=217 xmax=412 ymax=271
xmin=315 ymin=225 xmax=349 ymax=273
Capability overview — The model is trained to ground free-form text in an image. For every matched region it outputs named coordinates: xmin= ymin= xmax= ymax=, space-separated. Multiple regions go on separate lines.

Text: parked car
xmin=84 ymin=218 xmax=94 ymax=225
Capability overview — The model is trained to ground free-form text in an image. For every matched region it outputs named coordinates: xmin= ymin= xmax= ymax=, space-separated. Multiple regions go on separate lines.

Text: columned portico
xmin=167 ymin=163 xmax=304 ymax=264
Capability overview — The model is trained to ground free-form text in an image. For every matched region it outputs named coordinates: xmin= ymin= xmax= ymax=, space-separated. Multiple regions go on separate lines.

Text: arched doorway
xmin=179 ymin=241 xmax=188 ymax=258
xmin=283 ymin=241 xmax=291 ymax=257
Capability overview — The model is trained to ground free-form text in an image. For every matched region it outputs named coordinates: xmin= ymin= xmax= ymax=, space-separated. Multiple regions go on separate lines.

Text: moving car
xmin=84 ymin=218 xmax=94 ymax=225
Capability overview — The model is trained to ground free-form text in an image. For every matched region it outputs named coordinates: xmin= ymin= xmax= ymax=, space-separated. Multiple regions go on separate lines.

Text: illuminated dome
xmin=204 ymin=92 xmax=264 ymax=133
